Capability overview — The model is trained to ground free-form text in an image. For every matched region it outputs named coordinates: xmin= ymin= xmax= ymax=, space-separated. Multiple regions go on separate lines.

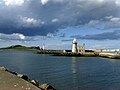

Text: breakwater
xmin=37 ymin=50 xmax=120 ymax=59
xmin=99 ymin=52 xmax=120 ymax=59
xmin=52 ymin=52 xmax=83 ymax=56
xmin=37 ymin=50 xmax=64 ymax=54
xmin=0 ymin=66 xmax=55 ymax=90
xmin=37 ymin=50 xmax=98 ymax=57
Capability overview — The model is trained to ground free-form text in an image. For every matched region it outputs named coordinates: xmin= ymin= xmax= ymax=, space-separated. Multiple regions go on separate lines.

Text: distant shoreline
xmin=0 ymin=45 xmax=120 ymax=59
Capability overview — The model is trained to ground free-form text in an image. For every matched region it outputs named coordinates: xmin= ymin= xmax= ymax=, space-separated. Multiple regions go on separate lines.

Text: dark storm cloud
xmin=0 ymin=0 xmax=120 ymax=36
xmin=71 ymin=30 xmax=120 ymax=40
xmin=61 ymin=39 xmax=73 ymax=42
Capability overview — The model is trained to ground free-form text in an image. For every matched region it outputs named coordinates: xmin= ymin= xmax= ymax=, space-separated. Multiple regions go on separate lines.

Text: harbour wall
xmin=0 ymin=67 xmax=55 ymax=90
xmin=37 ymin=50 xmax=120 ymax=59
xmin=99 ymin=52 xmax=120 ymax=59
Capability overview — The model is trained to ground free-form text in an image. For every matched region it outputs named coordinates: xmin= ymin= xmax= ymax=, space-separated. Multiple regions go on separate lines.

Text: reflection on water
xmin=0 ymin=50 xmax=120 ymax=90
xmin=72 ymin=57 xmax=79 ymax=90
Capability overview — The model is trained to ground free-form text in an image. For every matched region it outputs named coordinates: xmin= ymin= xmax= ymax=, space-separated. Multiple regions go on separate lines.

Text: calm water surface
xmin=0 ymin=50 xmax=120 ymax=90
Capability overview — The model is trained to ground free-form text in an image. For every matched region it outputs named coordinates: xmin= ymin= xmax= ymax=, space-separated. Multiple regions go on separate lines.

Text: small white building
xmin=77 ymin=44 xmax=85 ymax=54
xmin=102 ymin=49 xmax=120 ymax=52
xmin=94 ymin=49 xmax=120 ymax=53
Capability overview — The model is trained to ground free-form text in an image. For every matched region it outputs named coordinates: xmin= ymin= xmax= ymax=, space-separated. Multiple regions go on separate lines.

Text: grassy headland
xmin=0 ymin=45 xmax=40 ymax=50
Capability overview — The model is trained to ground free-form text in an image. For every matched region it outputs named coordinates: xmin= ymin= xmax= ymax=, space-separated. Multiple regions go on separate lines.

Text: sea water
xmin=0 ymin=50 xmax=120 ymax=90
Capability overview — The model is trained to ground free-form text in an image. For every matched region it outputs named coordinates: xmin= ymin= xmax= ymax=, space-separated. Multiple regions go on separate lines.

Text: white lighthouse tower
xmin=72 ymin=38 xmax=78 ymax=53
xmin=43 ymin=44 xmax=45 ymax=50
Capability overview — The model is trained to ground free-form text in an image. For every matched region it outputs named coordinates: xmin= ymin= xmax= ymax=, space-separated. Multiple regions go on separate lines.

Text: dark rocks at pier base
xmin=30 ymin=80 xmax=39 ymax=87
xmin=17 ymin=74 xmax=29 ymax=81
xmin=29 ymin=80 xmax=56 ymax=90
xmin=39 ymin=83 xmax=56 ymax=90
xmin=37 ymin=50 xmax=64 ymax=54
xmin=111 ymin=56 xmax=120 ymax=59
xmin=52 ymin=52 xmax=83 ymax=57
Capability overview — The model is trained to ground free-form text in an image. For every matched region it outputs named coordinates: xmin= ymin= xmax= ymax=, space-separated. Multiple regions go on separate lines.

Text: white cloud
xmin=8 ymin=33 xmax=26 ymax=40
xmin=41 ymin=21 xmax=45 ymax=24
xmin=87 ymin=16 xmax=120 ymax=29
xmin=97 ymin=0 xmax=104 ymax=3
xmin=41 ymin=0 xmax=49 ymax=5
xmin=106 ymin=16 xmax=120 ymax=23
xmin=15 ymin=33 xmax=25 ymax=40
xmin=46 ymin=33 xmax=54 ymax=38
xmin=115 ymin=0 xmax=120 ymax=6
xmin=0 ymin=33 xmax=26 ymax=40
xmin=0 ymin=33 xmax=36 ymax=42
xmin=3 ymin=0 xmax=25 ymax=6
xmin=20 ymin=16 xmax=43 ymax=27
xmin=22 ymin=17 xmax=38 ymax=24
xmin=104 ymin=16 xmax=120 ymax=29
xmin=105 ymin=16 xmax=113 ymax=19
xmin=110 ymin=17 xmax=120 ymax=22
xmin=88 ymin=20 xmax=100 ymax=26
xmin=51 ymin=18 xmax=59 ymax=23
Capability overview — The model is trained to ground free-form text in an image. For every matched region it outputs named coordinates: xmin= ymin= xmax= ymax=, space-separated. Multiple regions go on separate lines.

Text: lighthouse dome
xmin=73 ymin=38 xmax=77 ymax=42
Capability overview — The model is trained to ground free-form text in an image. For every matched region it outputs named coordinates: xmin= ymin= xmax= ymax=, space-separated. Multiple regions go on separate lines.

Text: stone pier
xmin=0 ymin=67 xmax=41 ymax=90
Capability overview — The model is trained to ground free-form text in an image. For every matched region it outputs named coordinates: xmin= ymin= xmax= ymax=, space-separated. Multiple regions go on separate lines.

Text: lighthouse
xmin=43 ymin=44 xmax=45 ymax=50
xmin=72 ymin=38 xmax=78 ymax=53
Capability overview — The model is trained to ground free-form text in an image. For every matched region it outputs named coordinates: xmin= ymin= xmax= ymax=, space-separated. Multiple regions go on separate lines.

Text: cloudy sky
xmin=0 ymin=0 xmax=120 ymax=49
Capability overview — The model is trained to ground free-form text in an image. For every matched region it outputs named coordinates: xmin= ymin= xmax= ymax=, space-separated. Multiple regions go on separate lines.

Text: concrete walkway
xmin=0 ymin=68 xmax=41 ymax=90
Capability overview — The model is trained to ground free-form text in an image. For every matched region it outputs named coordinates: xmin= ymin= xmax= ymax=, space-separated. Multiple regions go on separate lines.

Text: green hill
xmin=0 ymin=45 xmax=40 ymax=50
